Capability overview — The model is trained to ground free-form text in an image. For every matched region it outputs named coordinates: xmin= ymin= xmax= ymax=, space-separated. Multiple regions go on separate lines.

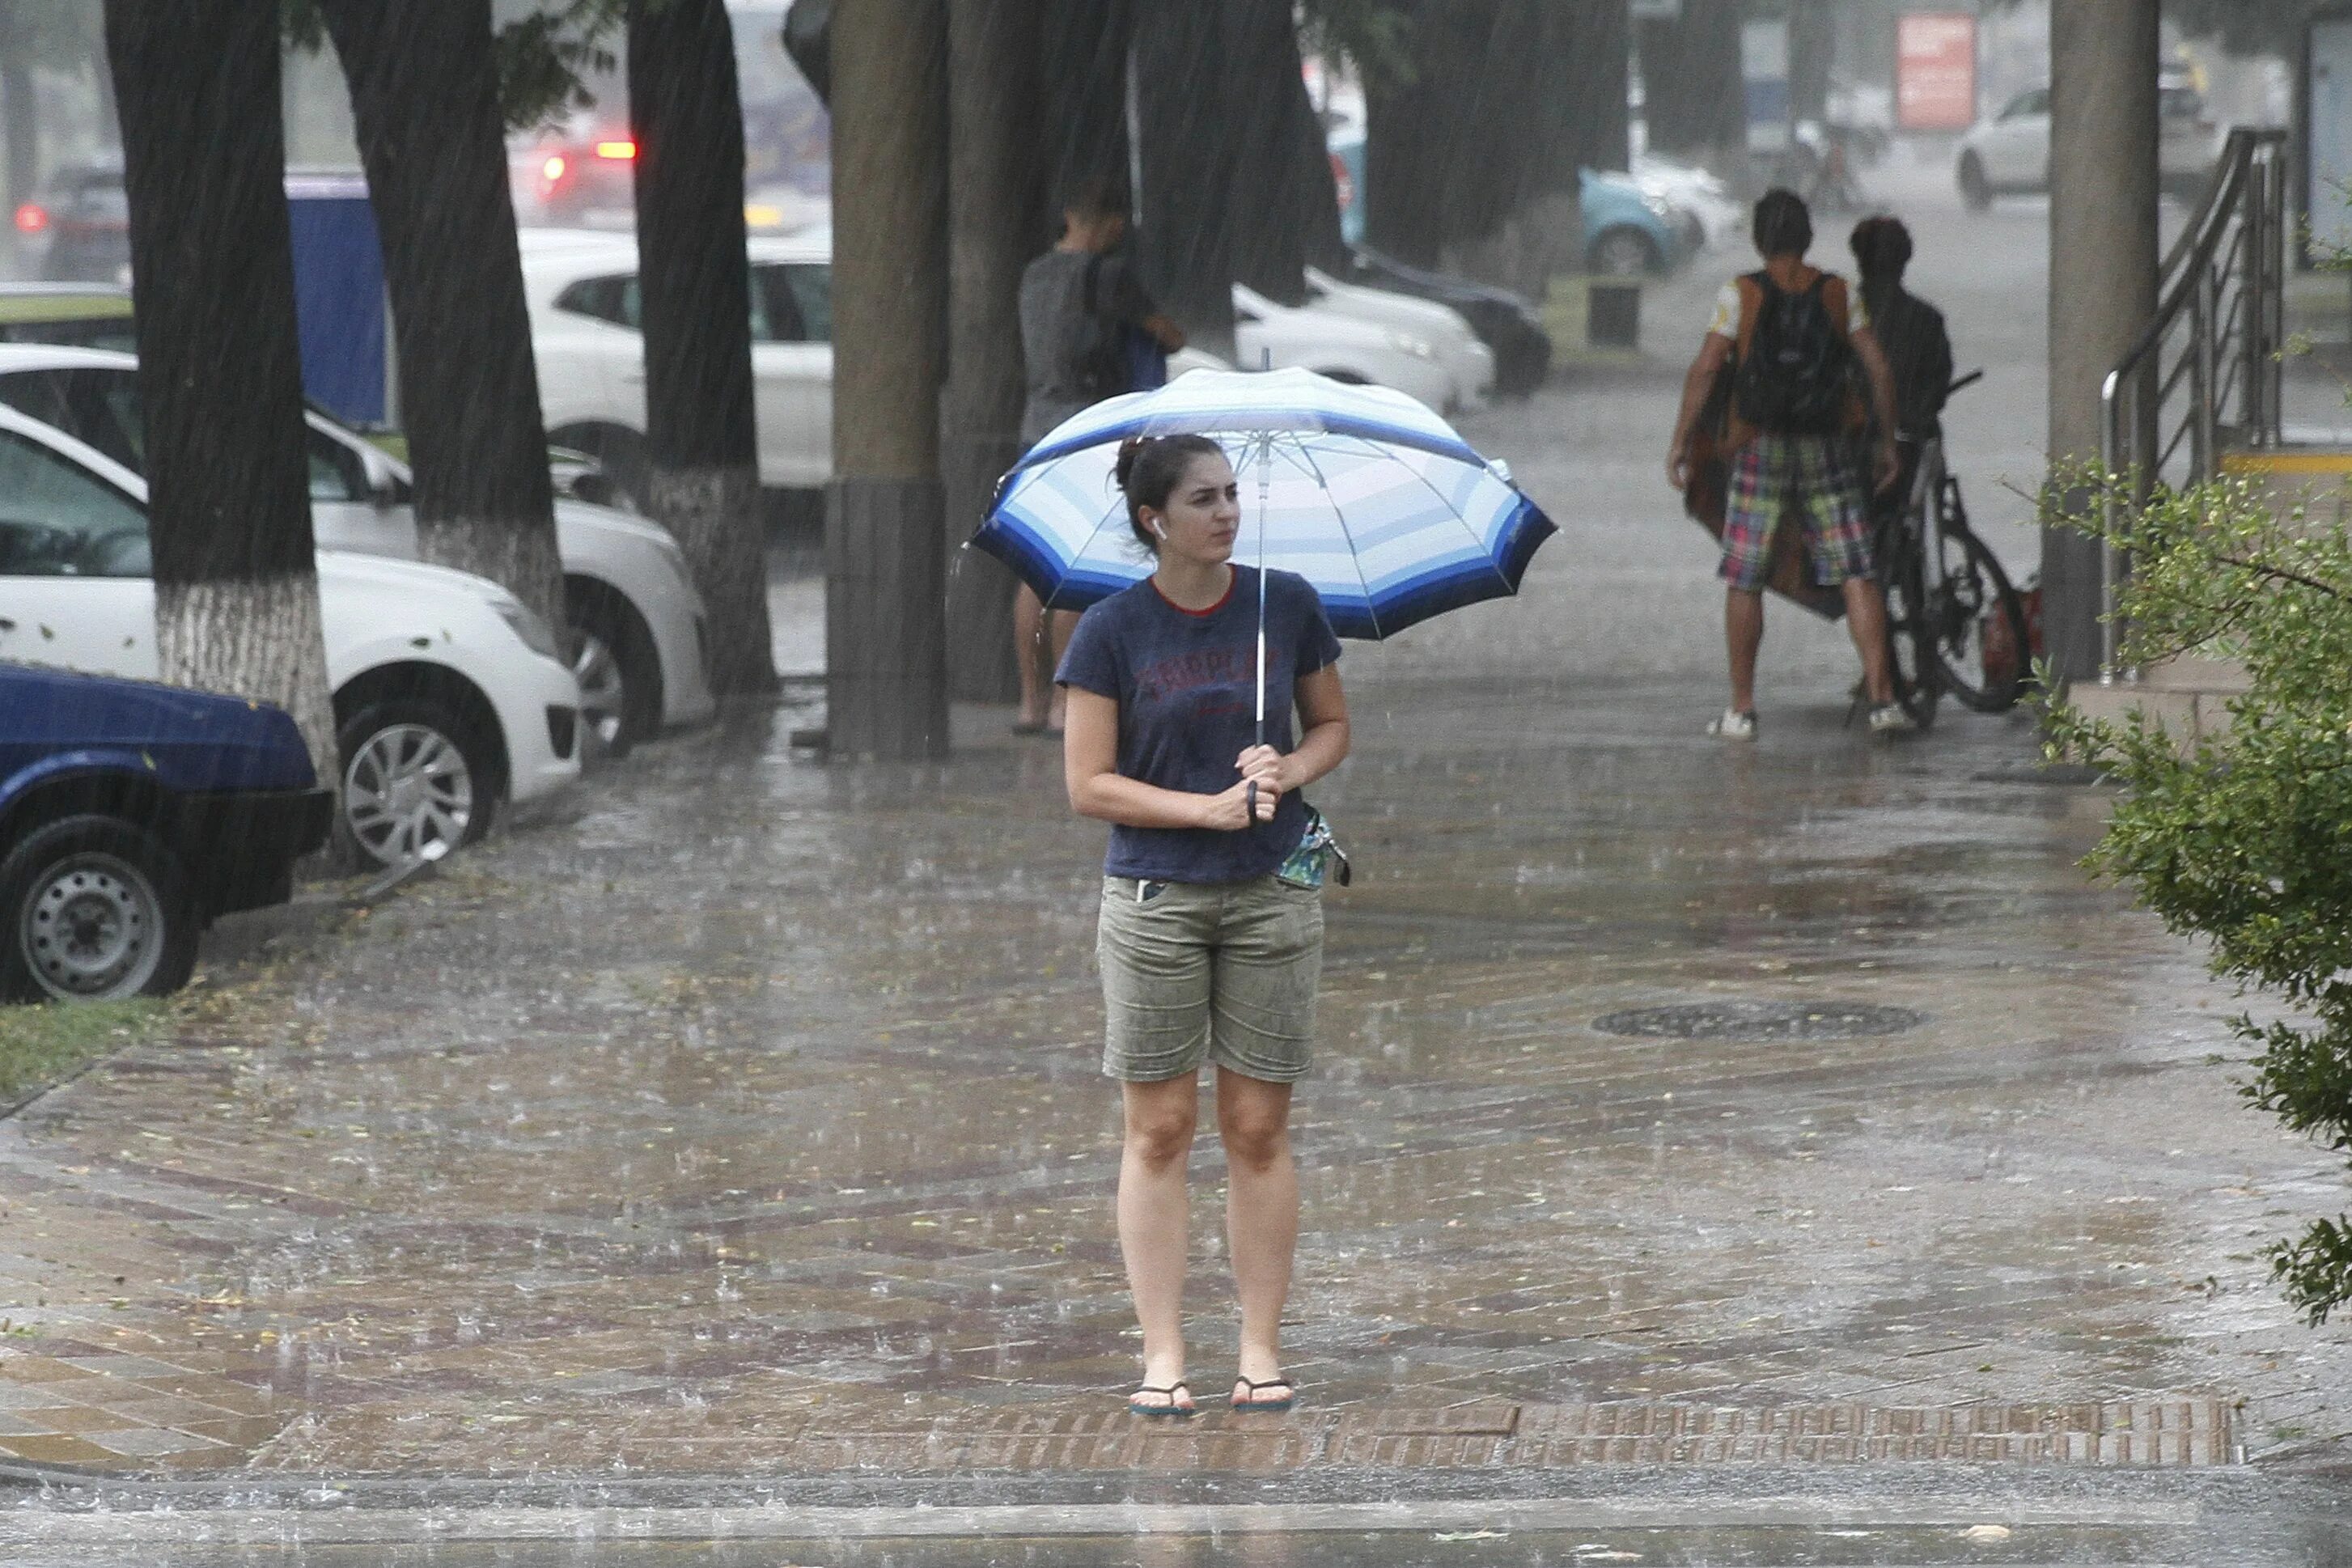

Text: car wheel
xmin=1590 ymin=227 xmax=1658 ymax=278
xmin=566 ymin=582 xmax=660 ymax=761
xmin=0 ymin=816 xmax=200 ymax=1003
xmin=1958 ymin=155 xmax=1993 ymax=212
xmin=335 ymin=698 xmax=498 ymax=871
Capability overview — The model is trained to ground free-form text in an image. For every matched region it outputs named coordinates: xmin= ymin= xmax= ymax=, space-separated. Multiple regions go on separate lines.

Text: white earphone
xmin=1150 ymin=519 xmax=1167 ymax=539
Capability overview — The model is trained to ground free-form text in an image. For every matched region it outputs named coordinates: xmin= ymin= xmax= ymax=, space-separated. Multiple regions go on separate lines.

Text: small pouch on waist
xmin=1274 ymin=804 xmax=1351 ymax=892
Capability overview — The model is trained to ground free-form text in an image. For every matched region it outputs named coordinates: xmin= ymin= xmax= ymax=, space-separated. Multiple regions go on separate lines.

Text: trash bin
xmin=1587 ymin=278 xmax=1641 ymax=351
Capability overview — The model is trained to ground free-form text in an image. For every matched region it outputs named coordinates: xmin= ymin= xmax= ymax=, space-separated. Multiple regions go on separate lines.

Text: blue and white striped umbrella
xmin=973 ymin=367 xmax=1555 ymax=640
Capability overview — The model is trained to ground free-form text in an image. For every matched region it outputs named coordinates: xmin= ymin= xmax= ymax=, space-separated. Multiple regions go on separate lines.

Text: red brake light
xmin=540 ymin=153 xmax=567 ymax=184
xmin=593 ymin=139 xmax=636 ymax=161
xmin=13 ymin=202 xmax=46 ymax=234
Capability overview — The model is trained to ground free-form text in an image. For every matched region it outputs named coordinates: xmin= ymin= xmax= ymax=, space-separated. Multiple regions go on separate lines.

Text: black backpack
xmin=1732 ymin=271 xmax=1852 ymax=435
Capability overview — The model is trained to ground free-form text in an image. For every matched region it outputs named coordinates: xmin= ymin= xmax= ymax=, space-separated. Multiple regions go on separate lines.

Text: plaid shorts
xmin=1718 ymin=433 xmax=1874 ymax=591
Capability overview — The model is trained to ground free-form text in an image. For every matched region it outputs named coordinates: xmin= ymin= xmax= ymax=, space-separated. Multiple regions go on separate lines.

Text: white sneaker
xmin=1707 ymin=708 xmax=1757 ymax=740
xmin=1867 ymin=702 xmax=1914 ymax=735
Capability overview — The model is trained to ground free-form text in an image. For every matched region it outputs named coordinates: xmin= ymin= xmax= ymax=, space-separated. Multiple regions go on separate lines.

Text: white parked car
xmin=1956 ymin=73 xmax=2222 ymax=209
xmin=0 ymin=345 xmax=713 ymax=757
xmin=0 ymin=405 xmax=583 ymax=869
xmin=1231 ymin=282 xmax=1455 ymax=414
xmin=522 ymin=228 xmax=833 ymax=498
xmin=1299 ymin=267 xmax=1494 ymax=410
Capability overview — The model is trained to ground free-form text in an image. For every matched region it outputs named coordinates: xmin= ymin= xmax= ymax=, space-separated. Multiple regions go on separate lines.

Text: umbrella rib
xmin=1283 ymin=434 xmax=1384 ymax=639
xmin=1387 ymin=452 xmax=1520 ymax=604
xmin=1053 ymin=480 xmax=1134 ymax=608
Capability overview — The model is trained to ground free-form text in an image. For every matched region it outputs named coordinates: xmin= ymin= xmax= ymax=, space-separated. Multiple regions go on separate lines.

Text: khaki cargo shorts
xmin=1095 ymin=874 xmax=1325 ymax=1084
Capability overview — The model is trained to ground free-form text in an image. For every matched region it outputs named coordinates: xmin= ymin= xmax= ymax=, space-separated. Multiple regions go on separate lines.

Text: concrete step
xmin=2075 ymin=444 xmax=2352 ymax=738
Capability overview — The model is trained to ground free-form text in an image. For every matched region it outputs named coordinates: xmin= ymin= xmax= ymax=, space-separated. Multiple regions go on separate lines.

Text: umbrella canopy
xmin=973 ymin=367 xmax=1555 ymax=639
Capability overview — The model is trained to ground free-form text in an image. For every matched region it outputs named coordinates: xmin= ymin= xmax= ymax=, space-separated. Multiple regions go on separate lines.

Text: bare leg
xmin=1215 ymin=1066 xmax=1297 ymax=1397
xmin=1118 ymin=1073 xmax=1199 ymax=1409
xmin=1013 ymin=584 xmax=1050 ymax=727
xmin=1841 ymin=577 xmax=1895 ymax=705
xmin=1726 ymin=587 xmax=1765 ymax=714
xmin=1045 ymin=610 xmax=1079 ymax=731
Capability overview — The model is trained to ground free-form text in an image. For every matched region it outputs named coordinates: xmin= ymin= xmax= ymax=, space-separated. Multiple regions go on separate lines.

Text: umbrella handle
xmin=1246 ymin=780 xmax=1258 ymax=820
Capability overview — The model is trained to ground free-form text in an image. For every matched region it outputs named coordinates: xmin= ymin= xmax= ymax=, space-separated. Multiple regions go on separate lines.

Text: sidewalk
xmin=0 ymin=667 xmax=2342 ymax=1489
xmin=4 ymin=170 xmax=2349 ymax=1515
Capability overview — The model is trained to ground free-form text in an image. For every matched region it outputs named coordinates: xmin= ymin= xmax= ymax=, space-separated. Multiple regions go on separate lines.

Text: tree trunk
xmin=1130 ymin=2 xmax=1239 ymax=354
xmin=1363 ymin=8 xmax=1463 ymax=267
xmin=1224 ymin=0 xmax=1337 ymax=306
xmin=0 ymin=55 xmax=36 ymax=216
xmin=1789 ymin=0 xmax=1835 ymax=126
xmin=828 ymin=0 xmax=949 ymax=759
xmin=940 ymin=0 xmax=1042 ymax=706
xmin=104 ymin=0 xmax=336 ymax=779
xmin=1036 ymin=0 xmax=1129 ymax=221
xmin=1638 ymin=0 xmax=1745 ymax=163
xmin=629 ymin=0 xmax=778 ymax=700
xmin=316 ymin=0 xmax=566 ymax=634
xmin=1565 ymin=0 xmax=1631 ymax=174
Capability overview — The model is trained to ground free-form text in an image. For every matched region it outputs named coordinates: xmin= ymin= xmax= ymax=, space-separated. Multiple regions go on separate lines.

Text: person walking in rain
xmin=1666 ymin=188 xmax=1909 ymax=738
xmin=1849 ymin=214 xmax=1956 ymax=511
xmin=1011 ymin=176 xmax=1188 ymax=736
xmin=1057 ymin=434 xmax=1350 ymax=1417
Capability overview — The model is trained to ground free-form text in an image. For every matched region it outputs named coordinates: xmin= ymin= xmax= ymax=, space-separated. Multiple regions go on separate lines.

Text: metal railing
xmin=2097 ymin=127 xmax=2289 ymax=682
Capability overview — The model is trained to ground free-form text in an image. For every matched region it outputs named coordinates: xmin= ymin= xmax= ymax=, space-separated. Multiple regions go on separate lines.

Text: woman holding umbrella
xmin=976 ymin=367 xmax=1554 ymax=1414
xmin=1057 ymin=434 xmax=1350 ymax=1418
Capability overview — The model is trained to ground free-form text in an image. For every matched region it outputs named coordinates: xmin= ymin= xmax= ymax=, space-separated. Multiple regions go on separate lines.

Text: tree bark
xmin=0 ymin=55 xmax=36 ymax=215
xmin=1565 ymin=0 xmax=1631 ymax=174
xmin=629 ymin=0 xmax=778 ymax=700
xmin=1130 ymin=3 xmax=1240 ymax=354
xmin=104 ymin=0 xmax=336 ymax=779
xmin=1224 ymin=0 xmax=1339 ymax=305
xmin=940 ymin=0 xmax=1043 ymax=706
xmin=1788 ymin=0 xmax=1834 ymax=126
xmin=1366 ymin=1 xmax=1579 ymax=275
xmin=2045 ymin=0 xmax=2159 ymax=687
xmin=316 ymin=0 xmax=566 ymax=634
xmin=828 ymin=0 xmax=949 ymax=759
xmin=1638 ymin=0 xmax=1745 ymax=162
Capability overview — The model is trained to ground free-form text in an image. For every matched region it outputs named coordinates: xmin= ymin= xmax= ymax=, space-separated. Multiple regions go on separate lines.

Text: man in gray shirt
xmin=1012 ymin=176 xmax=1187 ymax=734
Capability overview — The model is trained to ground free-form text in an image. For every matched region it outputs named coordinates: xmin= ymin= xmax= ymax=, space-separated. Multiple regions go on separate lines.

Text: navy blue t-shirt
xmin=1057 ymin=566 xmax=1342 ymax=884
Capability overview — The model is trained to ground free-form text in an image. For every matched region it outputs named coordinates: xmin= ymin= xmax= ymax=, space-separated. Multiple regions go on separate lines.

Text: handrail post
xmin=2193 ymin=264 xmax=2217 ymax=481
xmin=2100 ymin=367 xmax=2125 ymax=685
xmin=2266 ymin=145 xmax=2286 ymax=443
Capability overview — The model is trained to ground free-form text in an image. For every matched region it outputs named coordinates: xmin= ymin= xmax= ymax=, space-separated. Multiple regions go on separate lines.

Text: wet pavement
xmin=3 ymin=152 xmax=2350 ymax=1560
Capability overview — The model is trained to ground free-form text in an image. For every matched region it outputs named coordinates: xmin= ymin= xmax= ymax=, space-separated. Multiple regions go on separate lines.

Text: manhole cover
xmin=1593 ymin=1001 xmax=1926 ymax=1040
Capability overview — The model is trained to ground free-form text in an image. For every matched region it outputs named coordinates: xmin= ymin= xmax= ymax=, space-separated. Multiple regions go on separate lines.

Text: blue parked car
xmin=1581 ymin=167 xmax=1695 ymax=278
xmin=0 ymin=663 xmax=330 ymax=1002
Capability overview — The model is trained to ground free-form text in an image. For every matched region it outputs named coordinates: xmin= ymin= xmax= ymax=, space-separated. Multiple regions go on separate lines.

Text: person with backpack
xmin=1850 ymin=214 xmax=1955 ymax=447
xmin=1011 ymin=176 xmax=1189 ymax=736
xmin=1667 ymin=188 xmax=1909 ymax=739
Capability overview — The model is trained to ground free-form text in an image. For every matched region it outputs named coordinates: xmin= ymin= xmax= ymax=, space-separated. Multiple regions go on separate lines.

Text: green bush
xmin=2046 ymin=470 xmax=2352 ymax=1324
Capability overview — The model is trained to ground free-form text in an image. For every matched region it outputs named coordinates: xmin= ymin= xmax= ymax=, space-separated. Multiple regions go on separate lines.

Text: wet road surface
xmin=2 ymin=150 xmax=2349 ymax=1560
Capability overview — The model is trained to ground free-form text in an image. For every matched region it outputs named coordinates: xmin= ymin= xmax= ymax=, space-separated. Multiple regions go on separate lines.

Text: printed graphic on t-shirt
xmin=1135 ymin=647 xmax=1252 ymax=718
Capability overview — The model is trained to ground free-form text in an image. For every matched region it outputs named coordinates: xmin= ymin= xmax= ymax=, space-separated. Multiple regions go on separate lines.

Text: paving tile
xmin=0 ymin=1433 xmax=125 ymax=1466
xmin=79 ymin=1426 xmax=229 ymax=1458
xmin=0 ymin=1380 xmax=77 ymax=1411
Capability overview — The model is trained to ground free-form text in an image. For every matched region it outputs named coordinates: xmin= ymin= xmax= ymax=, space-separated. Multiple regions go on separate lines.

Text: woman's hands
xmin=1196 ymin=744 xmax=1286 ymax=830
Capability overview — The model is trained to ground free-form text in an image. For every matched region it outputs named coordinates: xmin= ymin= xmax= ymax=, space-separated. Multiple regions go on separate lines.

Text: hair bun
xmin=1114 ymin=434 xmax=1150 ymax=490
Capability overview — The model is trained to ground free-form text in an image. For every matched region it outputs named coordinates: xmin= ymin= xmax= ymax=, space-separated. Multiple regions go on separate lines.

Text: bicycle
xmin=1870 ymin=370 xmax=2032 ymax=730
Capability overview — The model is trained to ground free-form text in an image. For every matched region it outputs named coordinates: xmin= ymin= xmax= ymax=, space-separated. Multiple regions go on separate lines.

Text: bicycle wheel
xmin=1875 ymin=515 xmax=1939 ymax=731
xmin=1929 ymin=523 xmax=2031 ymax=713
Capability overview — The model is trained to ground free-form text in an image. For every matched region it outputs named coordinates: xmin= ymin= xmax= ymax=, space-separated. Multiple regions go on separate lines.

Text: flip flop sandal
xmin=1230 ymin=1376 xmax=1295 ymax=1412
xmin=1128 ymin=1381 xmax=1196 ymax=1418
